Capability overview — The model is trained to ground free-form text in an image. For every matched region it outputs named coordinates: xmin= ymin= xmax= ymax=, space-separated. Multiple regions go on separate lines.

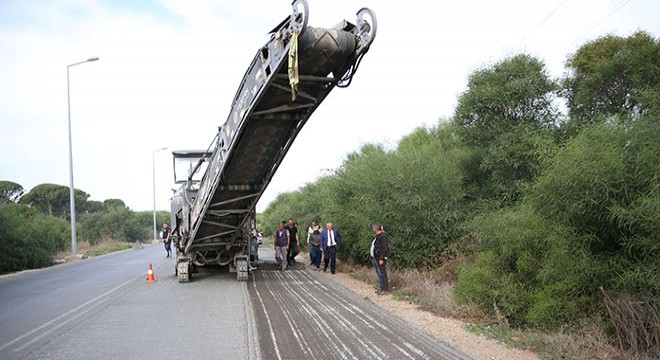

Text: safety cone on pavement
xmin=146 ymin=263 xmax=156 ymax=283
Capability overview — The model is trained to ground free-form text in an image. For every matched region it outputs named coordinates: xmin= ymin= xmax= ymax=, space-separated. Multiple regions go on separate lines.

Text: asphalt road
xmin=0 ymin=243 xmax=472 ymax=360
xmin=0 ymin=243 xmax=248 ymax=360
xmin=249 ymin=248 xmax=472 ymax=360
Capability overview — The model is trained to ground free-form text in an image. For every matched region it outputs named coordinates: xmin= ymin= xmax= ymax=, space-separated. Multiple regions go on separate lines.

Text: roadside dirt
xmin=322 ymin=270 xmax=540 ymax=360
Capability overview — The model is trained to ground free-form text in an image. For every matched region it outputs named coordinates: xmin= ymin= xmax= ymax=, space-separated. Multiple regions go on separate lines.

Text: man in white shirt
xmin=319 ymin=222 xmax=341 ymax=274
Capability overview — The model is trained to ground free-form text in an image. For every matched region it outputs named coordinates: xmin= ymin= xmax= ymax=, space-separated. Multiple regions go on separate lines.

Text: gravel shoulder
xmin=322 ymin=270 xmax=540 ymax=360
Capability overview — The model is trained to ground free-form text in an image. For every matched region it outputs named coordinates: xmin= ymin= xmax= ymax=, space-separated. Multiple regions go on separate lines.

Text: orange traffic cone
xmin=146 ymin=263 xmax=156 ymax=283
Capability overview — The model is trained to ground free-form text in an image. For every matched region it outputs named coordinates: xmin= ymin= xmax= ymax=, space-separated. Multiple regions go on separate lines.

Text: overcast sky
xmin=1 ymin=0 xmax=658 ymax=213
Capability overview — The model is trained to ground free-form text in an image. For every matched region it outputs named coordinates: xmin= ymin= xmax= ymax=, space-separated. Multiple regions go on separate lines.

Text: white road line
xmin=266 ymin=270 xmax=353 ymax=360
xmin=252 ymin=274 xmax=282 ymax=360
xmin=289 ymin=271 xmax=383 ymax=359
xmin=300 ymin=271 xmax=438 ymax=359
xmin=266 ymin=271 xmax=312 ymax=358
xmin=280 ymin=271 xmax=354 ymax=359
xmin=393 ymin=342 xmax=417 ymax=360
xmin=0 ymin=261 xmax=165 ymax=352
xmin=403 ymin=340 xmax=432 ymax=360
xmin=242 ymin=279 xmax=262 ymax=360
xmin=281 ymin=271 xmax=349 ymax=359
xmin=14 ymin=298 xmax=109 ymax=352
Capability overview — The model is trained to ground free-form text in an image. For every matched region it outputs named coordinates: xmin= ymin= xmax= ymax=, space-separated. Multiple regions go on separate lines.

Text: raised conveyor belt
xmin=181 ymin=0 xmax=376 ymax=253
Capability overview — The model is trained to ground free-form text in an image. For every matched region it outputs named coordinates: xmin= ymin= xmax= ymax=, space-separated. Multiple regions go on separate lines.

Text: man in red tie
xmin=320 ymin=222 xmax=341 ymax=274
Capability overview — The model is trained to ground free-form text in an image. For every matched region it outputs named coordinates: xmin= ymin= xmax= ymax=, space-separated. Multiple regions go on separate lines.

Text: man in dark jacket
xmin=274 ymin=222 xmax=290 ymax=271
xmin=162 ymin=223 xmax=172 ymax=258
xmin=370 ymin=223 xmax=389 ymax=294
xmin=286 ymin=218 xmax=300 ymax=266
xmin=319 ymin=222 xmax=341 ymax=274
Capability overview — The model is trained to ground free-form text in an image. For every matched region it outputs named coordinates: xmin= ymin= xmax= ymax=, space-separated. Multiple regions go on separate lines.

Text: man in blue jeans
xmin=370 ymin=223 xmax=389 ymax=294
xmin=274 ymin=222 xmax=290 ymax=271
xmin=319 ymin=222 xmax=341 ymax=274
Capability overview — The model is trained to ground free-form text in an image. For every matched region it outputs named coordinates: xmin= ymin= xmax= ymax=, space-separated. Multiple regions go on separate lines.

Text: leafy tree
xmin=454 ymin=54 xmax=558 ymax=147
xmin=103 ymin=199 xmax=126 ymax=209
xmin=79 ymin=205 xmax=142 ymax=244
xmin=563 ymin=31 xmax=660 ymax=131
xmin=134 ymin=210 xmax=171 ymax=239
xmin=453 ymin=54 xmax=559 ymax=203
xmin=84 ymin=200 xmax=104 ymax=214
xmin=0 ymin=180 xmax=24 ymax=203
xmin=260 ymin=179 xmax=331 ymax=246
xmin=531 ymin=124 xmax=630 ymax=250
xmin=19 ymin=183 xmax=89 ymax=218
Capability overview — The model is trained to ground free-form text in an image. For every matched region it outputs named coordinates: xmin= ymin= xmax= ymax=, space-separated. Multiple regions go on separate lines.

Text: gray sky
xmin=1 ymin=0 xmax=658 ymax=213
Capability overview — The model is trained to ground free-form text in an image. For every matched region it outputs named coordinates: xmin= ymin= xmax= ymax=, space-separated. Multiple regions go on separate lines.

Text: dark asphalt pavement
xmin=0 ymin=243 xmax=248 ymax=360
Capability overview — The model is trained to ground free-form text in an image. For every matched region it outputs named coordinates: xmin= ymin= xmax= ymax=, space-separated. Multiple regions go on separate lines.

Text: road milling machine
xmin=170 ymin=0 xmax=376 ymax=282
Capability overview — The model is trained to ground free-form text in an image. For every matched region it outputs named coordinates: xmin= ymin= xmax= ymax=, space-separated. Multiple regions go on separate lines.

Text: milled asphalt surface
xmin=0 ymin=243 xmax=247 ymax=360
xmin=249 ymin=248 xmax=473 ymax=360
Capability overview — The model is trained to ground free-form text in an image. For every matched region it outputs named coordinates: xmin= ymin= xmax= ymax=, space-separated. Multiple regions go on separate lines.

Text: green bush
xmin=134 ymin=210 xmax=171 ymax=239
xmin=455 ymin=205 xmax=605 ymax=329
xmin=456 ymin=112 xmax=659 ymax=329
xmin=79 ymin=203 xmax=143 ymax=244
xmin=0 ymin=204 xmax=69 ymax=272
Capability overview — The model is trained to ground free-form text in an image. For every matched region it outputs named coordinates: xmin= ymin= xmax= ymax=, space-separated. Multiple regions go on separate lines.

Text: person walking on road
xmin=320 ymin=222 xmax=341 ymax=274
xmin=162 ymin=223 xmax=172 ymax=258
xmin=307 ymin=220 xmax=322 ymax=270
xmin=370 ymin=223 xmax=389 ymax=294
xmin=286 ymin=219 xmax=300 ymax=266
xmin=274 ymin=222 xmax=290 ymax=271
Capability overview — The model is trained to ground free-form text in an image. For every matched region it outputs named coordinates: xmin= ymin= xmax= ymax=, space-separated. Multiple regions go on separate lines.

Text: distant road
xmin=0 ymin=243 xmax=248 ymax=359
xmin=249 ymin=248 xmax=472 ymax=360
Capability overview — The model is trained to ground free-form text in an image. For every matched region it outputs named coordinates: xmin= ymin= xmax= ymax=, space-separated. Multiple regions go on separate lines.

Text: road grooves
xmin=249 ymin=267 xmax=472 ymax=360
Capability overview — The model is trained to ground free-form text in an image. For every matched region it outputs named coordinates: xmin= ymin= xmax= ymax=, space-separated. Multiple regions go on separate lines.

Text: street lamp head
xmin=87 ymin=57 xmax=99 ymax=62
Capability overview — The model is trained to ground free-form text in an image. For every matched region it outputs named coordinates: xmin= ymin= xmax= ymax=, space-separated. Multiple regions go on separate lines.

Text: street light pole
xmin=67 ymin=57 xmax=99 ymax=257
xmin=153 ymin=147 xmax=168 ymax=241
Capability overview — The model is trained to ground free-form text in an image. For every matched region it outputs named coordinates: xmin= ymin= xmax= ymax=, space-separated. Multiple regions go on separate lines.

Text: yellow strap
xmin=288 ymin=28 xmax=299 ymax=101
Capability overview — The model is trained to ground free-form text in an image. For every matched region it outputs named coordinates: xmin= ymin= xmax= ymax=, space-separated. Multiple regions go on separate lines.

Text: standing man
xmin=274 ymin=222 xmax=290 ymax=271
xmin=320 ymin=222 xmax=341 ymax=274
xmin=286 ymin=218 xmax=300 ymax=266
xmin=162 ymin=223 xmax=172 ymax=258
xmin=307 ymin=220 xmax=322 ymax=270
xmin=370 ymin=223 xmax=389 ymax=294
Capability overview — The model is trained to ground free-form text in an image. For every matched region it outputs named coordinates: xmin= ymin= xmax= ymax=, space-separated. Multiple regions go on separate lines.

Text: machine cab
xmin=172 ymin=150 xmax=212 ymax=185
xmin=170 ymin=150 xmax=212 ymax=236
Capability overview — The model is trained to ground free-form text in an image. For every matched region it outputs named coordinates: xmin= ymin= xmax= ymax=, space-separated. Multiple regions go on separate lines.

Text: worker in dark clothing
xmin=274 ymin=222 xmax=290 ymax=271
xmin=162 ymin=223 xmax=172 ymax=258
xmin=286 ymin=218 xmax=300 ymax=266
xmin=370 ymin=223 xmax=388 ymax=294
